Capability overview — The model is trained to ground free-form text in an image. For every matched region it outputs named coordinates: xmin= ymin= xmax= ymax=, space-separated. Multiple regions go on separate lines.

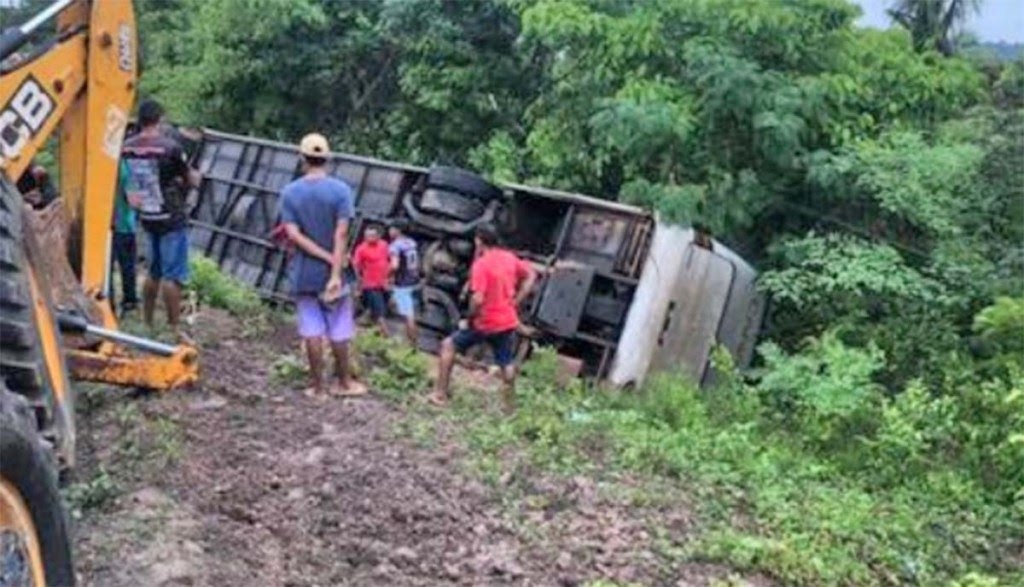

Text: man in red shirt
xmin=429 ymin=224 xmax=537 ymax=412
xmin=352 ymin=224 xmax=391 ymax=337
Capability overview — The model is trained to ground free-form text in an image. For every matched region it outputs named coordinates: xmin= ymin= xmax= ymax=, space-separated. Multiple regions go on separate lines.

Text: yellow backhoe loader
xmin=1 ymin=2 xmax=198 ymax=584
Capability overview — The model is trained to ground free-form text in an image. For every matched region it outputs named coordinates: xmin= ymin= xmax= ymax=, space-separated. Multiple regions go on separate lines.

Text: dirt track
xmin=69 ymin=309 xmax=769 ymax=586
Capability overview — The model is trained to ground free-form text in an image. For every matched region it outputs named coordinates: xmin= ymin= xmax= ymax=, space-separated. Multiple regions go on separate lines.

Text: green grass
xmin=384 ymin=346 xmax=1023 ymax=586
xmin=270 ymin=351 xmax=308 ymax=386
xmin=354 ymin=330 xmax=431 ymax=401
xmin=63 ymin=468 xmax=119 ymax=515
xmin=71 ymin=392 xmax=188 ymax=517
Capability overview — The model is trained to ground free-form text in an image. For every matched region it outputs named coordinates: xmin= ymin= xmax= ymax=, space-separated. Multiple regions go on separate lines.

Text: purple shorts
xmin=295 ymin=295 xmax=355 ymax=342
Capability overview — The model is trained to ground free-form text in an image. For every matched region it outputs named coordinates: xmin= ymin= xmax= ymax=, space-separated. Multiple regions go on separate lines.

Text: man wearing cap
xmin=278 ymin=133 xmax=365 ymax=398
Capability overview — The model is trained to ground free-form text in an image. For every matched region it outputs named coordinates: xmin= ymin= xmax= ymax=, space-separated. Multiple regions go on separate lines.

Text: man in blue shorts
xmin=278 ymin=132 xmax=366 ymax=398
xmin=429 ymin=224 xmax=536 ymax=413
xmin=122 ymin=100 xmax=199 ymax=341
xmin=388 ymin=219 xmax=420 ymax=345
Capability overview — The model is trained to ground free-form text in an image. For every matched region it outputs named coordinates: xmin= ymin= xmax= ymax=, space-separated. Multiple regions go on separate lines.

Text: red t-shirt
xmin=352 ymin=240 xmax=391 ymax=289
xmin=469 ymin=249 xmax=532 ymax=333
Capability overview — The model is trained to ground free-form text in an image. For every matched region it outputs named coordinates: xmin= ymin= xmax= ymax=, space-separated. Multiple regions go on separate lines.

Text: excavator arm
xmin=0 ymin=0 xmax=198 ymax=393
xmin=2 ymin=4 xmax=195 ymax=583
xmin=2 ymin=0 xmax=133 ymax=297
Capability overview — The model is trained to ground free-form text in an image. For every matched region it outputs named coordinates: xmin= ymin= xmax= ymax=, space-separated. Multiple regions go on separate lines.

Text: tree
xmin=137 ymin=0 xmax=399 ymax=148
xmin=888 ymin=0 xmax=983 ymax=56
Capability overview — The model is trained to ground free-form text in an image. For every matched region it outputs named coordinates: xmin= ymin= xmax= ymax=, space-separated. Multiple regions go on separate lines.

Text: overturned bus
xmin=183 ymin=129 xmax=765 ymax=387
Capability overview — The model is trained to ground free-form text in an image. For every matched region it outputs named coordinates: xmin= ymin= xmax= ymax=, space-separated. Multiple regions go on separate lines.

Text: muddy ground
xmin=69 ymin=308 xmax=770 ymax=586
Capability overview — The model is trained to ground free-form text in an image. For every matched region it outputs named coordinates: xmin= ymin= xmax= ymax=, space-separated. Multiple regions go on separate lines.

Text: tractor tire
xmin=0 ymin=181 xmax=69 ymax=460
xmin=447 ymin=238 xmax=474 ymax=259
xmin=427 ymin=271 xmax=462 ymax=294
xmin=419 ymin=188 xmax=485 ymax=222
xmin=418 ymin=299 xmax=451 ymax=333
xmin=0 ymin=383 xmax=75 ymax=587
xmin=427 ymin=166 xmax=502 ymax=202
xmin=418 ymin=287 xmax=460 ymax=334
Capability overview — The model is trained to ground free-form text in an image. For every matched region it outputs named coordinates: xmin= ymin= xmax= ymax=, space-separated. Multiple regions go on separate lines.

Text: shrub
xmin=187 ymin=256 xmax=264 ymax=317
xmin=756 ymin=331 xmax=884 ymax=451
xmin=973 ymin=296 xmax=1024 ymax=373
xmin=863 ymin=379 xmax=957 ymax=485
xmin=952 ymin=370 xmax=1024 ymax=504
xmin=508 ymin=346 xmax=592 ymax=469
xmin=632 ymin=373 xmax=706 ymax=432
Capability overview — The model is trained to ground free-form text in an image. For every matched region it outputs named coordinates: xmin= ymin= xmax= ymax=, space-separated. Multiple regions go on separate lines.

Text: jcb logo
xmin=118 ymin=22 xmax=134 ymax=72
xmin=0 ymin=77 xmax=55 ymax=165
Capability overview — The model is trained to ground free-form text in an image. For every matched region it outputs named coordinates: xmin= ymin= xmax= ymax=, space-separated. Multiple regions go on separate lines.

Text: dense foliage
xmin=7 ymin=0 xmax=1018 ymax=583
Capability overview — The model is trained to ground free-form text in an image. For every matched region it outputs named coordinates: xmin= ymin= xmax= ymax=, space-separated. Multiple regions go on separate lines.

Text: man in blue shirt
xmin=278 ymin=133 xmax=365 ymax=398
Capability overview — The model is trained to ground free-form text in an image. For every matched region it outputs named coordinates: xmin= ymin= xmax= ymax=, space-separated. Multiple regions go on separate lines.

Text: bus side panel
xmin=648 ymin=245 xmax=734 ymax=384
xmin=607 ymin=224 xmax=688 ymax=387
xmin=705 ymin=245 xmax=765 ymax=371
xmin=716 ymin=273 xmax=765 ymax=371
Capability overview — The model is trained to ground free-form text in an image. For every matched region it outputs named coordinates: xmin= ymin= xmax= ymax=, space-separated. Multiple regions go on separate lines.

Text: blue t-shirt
xmin=388 ymin=236 xmax=420 ymax=287
xmin=278 ymin=176 xmax=355 ymax=295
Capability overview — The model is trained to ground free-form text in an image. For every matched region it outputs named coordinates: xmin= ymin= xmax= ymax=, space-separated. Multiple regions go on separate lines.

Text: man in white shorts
xmin=388 ymin=219 xmax=420 ymax=346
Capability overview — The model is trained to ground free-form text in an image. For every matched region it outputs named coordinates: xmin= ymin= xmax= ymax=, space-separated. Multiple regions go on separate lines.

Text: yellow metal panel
xmin=0 ymin=480 xmax=47 ymax=587
xmin=25 ymin=257 xmax=76 ymax=468
xmin=0 ymin=38 xmax=87 ymax=183
xmin=77 ymin=0 xmax=137 ymax=297
xmin=58 ymin=94 xmax=87 ymax=251
xmin=25 ymin=267 xmax=70 ymax=405
xmin=67 ymin=346 xmax=199 ymax=391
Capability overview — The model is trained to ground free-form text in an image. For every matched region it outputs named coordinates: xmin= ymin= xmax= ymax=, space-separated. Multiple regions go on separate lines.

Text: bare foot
xmin=426 ymin=392 xmax=448 ymax=408
xmin=303 ymin=386 xmax=326 ymax=399
xmin=331 ymin=380 xmax=368 ymax=397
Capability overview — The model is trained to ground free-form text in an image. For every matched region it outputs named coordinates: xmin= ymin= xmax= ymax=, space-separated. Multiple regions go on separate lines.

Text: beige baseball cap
xmin=299 ymin=133 xmax=330 ymax=158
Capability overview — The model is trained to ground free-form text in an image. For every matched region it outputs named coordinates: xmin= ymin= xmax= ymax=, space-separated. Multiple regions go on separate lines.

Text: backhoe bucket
xmin=23 ymin=200 xmax=103 ymax=329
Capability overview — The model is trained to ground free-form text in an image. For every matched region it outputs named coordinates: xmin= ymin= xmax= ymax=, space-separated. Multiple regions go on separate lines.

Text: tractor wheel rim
xmin=0 ymin=479 xmax=46 ymax=587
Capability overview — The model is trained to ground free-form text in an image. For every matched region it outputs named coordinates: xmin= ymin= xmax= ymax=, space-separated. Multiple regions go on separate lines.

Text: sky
xmin=855 ymin=0 xmax=1024 ymax=43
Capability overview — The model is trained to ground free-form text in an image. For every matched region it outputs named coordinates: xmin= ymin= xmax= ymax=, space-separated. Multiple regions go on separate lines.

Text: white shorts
xmin=391 ymin=286 xmax=415 ymax=318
